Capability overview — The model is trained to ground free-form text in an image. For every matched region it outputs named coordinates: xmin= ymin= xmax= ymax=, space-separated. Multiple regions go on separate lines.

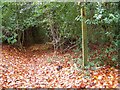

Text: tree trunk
xmin=49 ymin=13 xmax=60 ymax=51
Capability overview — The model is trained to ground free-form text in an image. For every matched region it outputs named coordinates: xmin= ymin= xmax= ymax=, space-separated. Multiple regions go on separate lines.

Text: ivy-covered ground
xmin=0 ymin=44 xmax=119 ymax=88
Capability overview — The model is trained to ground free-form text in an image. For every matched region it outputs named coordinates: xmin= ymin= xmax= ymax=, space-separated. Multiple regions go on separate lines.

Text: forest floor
xmin=0 ymin=44 xmax=119 ymax=88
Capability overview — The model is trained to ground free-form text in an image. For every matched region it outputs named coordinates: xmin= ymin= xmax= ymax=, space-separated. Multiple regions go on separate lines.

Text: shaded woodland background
xmin=1 ymin=2 xmax=119 ymax=67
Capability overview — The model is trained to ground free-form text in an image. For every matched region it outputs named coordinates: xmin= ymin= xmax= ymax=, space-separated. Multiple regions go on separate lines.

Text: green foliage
xmin=1 ymin=2 xmax=119 ymax=67
xmin=89 ymin=45 xmax=118 ymax=67
xmin=2 ymin=2 xmax=82 ymax=46
xmin=2 ymin=2 xmax=39 ymax=44
xmin=2 ymin=2 xmax=119 ymax=45
xmin=72 ymin=57 xmax=83 ymax=68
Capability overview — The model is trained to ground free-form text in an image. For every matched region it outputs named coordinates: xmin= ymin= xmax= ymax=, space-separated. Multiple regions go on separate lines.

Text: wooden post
xmin=81 ymin=2 xmax=88 ymax=67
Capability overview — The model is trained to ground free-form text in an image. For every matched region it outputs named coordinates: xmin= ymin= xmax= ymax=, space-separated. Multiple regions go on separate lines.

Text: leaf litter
xmin=0 ymin=44 xmax=119 ymax=88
